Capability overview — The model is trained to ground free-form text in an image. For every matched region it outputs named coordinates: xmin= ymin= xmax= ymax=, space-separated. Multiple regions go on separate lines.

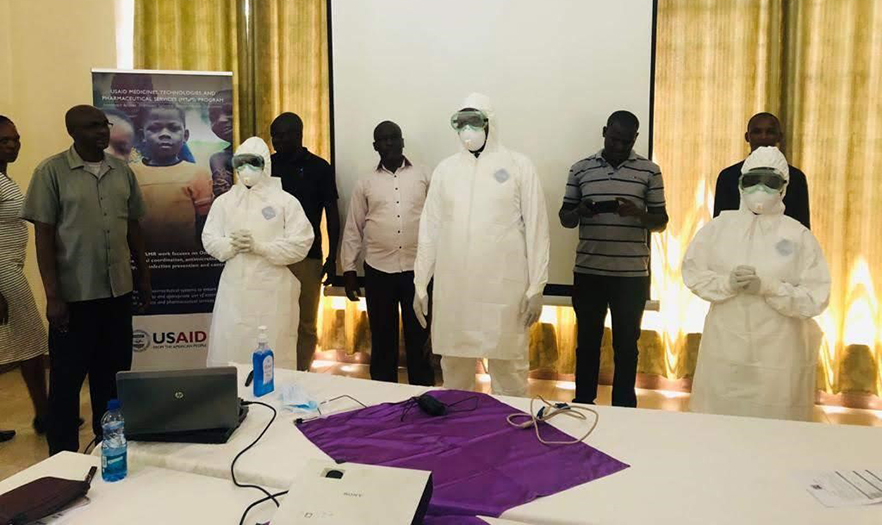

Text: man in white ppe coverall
xmin=413 ymin=93 xmax=550 ymax=396
xmin=682 ymin=146 xmax=830 ymax=421
xmin=203 ymin=137 xmax=315 ymax=369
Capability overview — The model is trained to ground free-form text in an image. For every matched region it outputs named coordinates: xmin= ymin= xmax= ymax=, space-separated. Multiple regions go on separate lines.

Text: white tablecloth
xmin=0 ymin=452 xmax=281 ymax=524
xmin=118 ymin=366 xmax=882 ymax=525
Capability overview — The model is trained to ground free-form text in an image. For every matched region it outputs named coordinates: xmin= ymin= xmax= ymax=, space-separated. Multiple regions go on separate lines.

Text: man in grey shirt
xmin=559 ymin=111 xmax=668 ymax=408
xmin=22 ymin=105 xmax=150 ymax=454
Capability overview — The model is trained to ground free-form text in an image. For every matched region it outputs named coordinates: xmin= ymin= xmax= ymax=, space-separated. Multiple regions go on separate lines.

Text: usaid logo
xmin=132 ymin=330 xmax=150 ymax=352
xmin=132 ymin=330 xmax=207 ymax=352
xmin=153 ymin=331 xmax=208 ymax=345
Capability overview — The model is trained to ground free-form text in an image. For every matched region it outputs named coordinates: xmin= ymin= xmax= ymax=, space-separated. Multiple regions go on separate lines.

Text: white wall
xmin=3 ymin=0 xmax=119 ymax=315
xmin=0 ymin=0 xmax=12 ymax=111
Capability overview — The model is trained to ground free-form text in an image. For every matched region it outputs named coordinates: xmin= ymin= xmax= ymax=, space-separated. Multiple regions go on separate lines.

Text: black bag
xmin=0 ymin=466 xmax=96 ymax=525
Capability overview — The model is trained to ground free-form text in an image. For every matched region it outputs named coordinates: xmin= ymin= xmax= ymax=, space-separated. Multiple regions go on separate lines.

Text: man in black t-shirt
xmin=714 ymin=112 xmax=811 ymax=229
xmin=270 ymin=112 xmax=341 ymax=371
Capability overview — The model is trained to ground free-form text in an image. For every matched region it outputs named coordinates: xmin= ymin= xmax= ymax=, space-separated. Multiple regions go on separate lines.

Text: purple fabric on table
xmin=297 ymin=389 xmax=629 ymax=521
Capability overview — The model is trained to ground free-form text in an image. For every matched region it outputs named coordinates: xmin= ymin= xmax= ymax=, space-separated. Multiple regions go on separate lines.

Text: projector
xmin=271 ymin=460 xmax=433 ymax=525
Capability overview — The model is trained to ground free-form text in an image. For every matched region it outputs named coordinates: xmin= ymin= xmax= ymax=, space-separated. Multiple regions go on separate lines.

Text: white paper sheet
xmin=803 ymin=469 xmax=882 ymax=508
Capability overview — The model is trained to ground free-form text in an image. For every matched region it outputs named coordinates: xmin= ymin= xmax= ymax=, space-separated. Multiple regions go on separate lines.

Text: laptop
xmin=116 ymin=367 xmax=247 ymax=444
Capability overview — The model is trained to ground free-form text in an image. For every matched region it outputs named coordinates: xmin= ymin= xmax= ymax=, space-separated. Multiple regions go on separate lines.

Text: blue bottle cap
xmin=107 ymin=399 xmax=120 ymax=411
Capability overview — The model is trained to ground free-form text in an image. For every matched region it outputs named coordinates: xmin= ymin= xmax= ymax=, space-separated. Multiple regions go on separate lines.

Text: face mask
xmin=742 ymin=184 xmax=782 ymax=214
xmin=238 ymin=165 xmax=263 ymax=187
xmin=458 ymin=127 xmax=486 ymax=152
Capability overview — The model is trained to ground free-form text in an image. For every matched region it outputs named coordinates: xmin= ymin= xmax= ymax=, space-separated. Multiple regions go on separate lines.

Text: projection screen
xmin=329 ymin=0 xmax=657 ymax=293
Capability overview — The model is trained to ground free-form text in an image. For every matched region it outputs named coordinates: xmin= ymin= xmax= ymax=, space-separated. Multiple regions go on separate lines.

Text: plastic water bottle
xmin=252 ymin=325 xmax=275 ymax=397
xmin=101 ymin=399 xmax=127 ymax=482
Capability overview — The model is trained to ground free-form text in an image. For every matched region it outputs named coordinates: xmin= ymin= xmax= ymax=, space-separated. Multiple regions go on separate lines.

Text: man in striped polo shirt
xmin=559 ymin=111 xmax=668 ymax=407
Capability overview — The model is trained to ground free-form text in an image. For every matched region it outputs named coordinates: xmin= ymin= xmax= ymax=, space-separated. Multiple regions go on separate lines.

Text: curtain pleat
xmin=781 ymin=0 xmax=882 ymax=395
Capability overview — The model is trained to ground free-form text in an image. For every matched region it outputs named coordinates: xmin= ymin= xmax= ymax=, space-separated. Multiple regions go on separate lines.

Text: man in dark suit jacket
xmin=713 ymin=112 xmax=811 ymax=229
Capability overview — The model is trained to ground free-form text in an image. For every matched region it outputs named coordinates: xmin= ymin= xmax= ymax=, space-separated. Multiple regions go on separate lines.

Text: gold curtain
xmin=134 ymin=0 xmax=242 ymax=144
xmin=780 ymin=0 xmax=882 ymax=395
xmin=647 ymin=0 xmax=787 ymax=384
xmin=135 ymin=0 xmax=882 ymax=398
xmin=650 ymin=0 xmax=882 ymax=397
xmin=252 ymin=0 xmax=330 ymax=157
xmin=134 ymin=0 xmax=329 ymax=156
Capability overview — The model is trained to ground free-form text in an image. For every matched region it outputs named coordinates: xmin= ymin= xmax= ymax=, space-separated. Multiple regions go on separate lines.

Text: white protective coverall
xmin=682 ymin=146 xmax=830 ymax=421
xmin=203 ymin=137 xmax=315 ymax=369
xmin=414 ymin=93 xmax=550 ymax=396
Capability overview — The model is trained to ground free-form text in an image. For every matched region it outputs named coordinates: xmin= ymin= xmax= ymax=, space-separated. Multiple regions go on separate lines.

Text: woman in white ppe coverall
xmin=413 ymin=93 xmax=550 ymax=397
xmin=683 ymin=146 xmax=830 ymax=421
xmin=203 ymin=137 xmax=315 ymax=369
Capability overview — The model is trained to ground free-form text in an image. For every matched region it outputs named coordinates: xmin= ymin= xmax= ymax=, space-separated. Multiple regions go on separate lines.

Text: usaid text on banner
xmin=133 ymin=329 xmax=207 ymax=352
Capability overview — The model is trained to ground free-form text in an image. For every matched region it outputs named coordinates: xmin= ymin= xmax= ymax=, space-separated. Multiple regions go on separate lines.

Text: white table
xmin=119 ymin=366 xmax=882 ymax=525
xmin=0 ymin=452 xmax=281 ymax=524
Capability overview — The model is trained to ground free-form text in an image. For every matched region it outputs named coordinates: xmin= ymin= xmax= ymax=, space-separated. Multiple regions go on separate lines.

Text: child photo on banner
xmin=92 ymin=69 xmax=234 ymax=368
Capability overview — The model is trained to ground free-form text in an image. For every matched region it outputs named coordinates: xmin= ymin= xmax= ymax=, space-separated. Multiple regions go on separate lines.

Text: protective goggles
xmin=232 ymin=154 xmax=265 ymax=170
xmin=450 ymin=109 xmax=488 ymax=131
xmin=740 ymin=169 xmax=786 ymax=190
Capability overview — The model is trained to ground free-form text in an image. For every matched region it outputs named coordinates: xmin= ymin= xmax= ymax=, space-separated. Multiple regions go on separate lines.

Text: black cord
xmin=446 ymin=395 xmax=480 ymax=413
xmin=399 ymin=394 xmax=480 ymax=421
xmin=232 ymin=401 xmax=280 ymax=507
xmin=399 ymin=398 xmax=419 ymax=422
xmin=82 ymin=436 xmax=99 ymax=455
xmin=239 ymin=490 xmax=289 ymax=525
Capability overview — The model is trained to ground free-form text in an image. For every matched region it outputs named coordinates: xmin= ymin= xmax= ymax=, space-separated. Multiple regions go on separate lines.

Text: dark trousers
xmin=47 ymin=294 xmax=133 ymax=455
xmin=572 ymin=274 xmax=648 ymax=408
xmin=364 ymin=264 xmax=434 ymax=386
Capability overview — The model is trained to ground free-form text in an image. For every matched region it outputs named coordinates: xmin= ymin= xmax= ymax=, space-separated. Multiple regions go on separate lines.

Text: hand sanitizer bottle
xmin=252 ymin=326 xmax=274 ymax=397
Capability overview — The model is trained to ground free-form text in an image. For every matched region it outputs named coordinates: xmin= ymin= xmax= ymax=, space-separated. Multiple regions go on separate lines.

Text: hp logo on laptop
xmin=175 ymin=391 xmax=184 ymax=399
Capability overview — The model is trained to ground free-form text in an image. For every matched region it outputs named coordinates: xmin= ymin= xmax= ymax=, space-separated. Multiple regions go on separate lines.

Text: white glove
xmin=740 ymin=274 xmax=762 ymax=294
xmin=729 ymin=265 xmax=756 ymax=293
xmin=251 ymin=240 xmax=269 ymax=257
xmin=728 ymin=270 xmax=742 ymax=292
xmin=521 ymin=293 xmax=543 ymax=328
xmin=413 ymin=289 xmax=429 ymax=329
xmin=230 ymin=230 xmax=254 ymax=253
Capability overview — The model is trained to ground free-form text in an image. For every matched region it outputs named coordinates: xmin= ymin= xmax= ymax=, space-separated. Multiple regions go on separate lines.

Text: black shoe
xmin=0 ymin=430 xmax=15 ymax=442
xmin=33 ymin=417 xmax=85 ymax=435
